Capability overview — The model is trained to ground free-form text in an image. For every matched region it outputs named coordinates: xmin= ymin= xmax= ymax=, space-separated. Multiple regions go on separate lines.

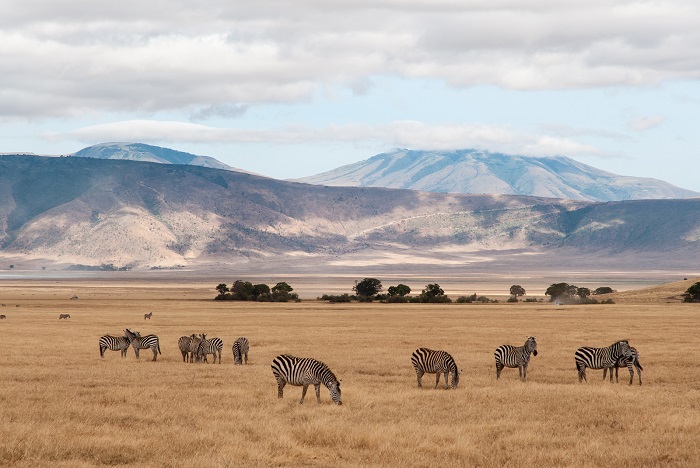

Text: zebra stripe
xmin=410 ymin=348 xmax=460 ymax=389
xmin=603 ymin=346 xmax=643 ymax=385
xmin=575 ymin=340 xmax=631 ymax=383
xmin=196 ymin=337 xmax=223 ymax=364
xmin=124 ymin=329 xmax=161 ymax=361
xmin=232 ymin=337 xmax=249 ymax=365
xmin=494 ymin=336 xmax=538 ymax=381
xmin=271 ymin=354 xmax=342 ymax=405
xmin=178 ymin=334 xmax=195 ymax=362
xmin=99 ymin=334 xmax=132 ymax=358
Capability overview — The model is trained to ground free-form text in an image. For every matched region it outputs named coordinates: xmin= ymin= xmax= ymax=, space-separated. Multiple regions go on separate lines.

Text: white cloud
xmin=2 ymin=1 xmax=700 ymax=118
xmin=628 ymin=115 xmax=667 ymax=131
xmin=50 ymin=119 xmax=609 ymax=158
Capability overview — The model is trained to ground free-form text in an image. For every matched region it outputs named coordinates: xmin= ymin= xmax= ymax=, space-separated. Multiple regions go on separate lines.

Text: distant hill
xmin=70 ymin=142 xmax=248 ymax=172
xmin=297 ymin=149 xmax=699 ymax=202
xmin=0 ymin=155 xmax=699 ymax=270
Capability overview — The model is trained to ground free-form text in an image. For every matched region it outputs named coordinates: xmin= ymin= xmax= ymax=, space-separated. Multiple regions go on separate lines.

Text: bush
xmin=507 ymin=297 xmax=519 ymax=303
xmin=600 ymin=298 xmax=615 ymax=304
xmin=524 ymin=298 xmax=540 ymax=303
xmin=320 ymin=294 xmax=353 ymax=303
xmin=385 ymin=295 xmax=410 ymax=303
xmin=456 ymin=296 xmax=473 ymax=303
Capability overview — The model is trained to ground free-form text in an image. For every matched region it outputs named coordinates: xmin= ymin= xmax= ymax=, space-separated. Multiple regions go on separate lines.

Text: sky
xmin=1 ymin=1 xmax=699 ymax=190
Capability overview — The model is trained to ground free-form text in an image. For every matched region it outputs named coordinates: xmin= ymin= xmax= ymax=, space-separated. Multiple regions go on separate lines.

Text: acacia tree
xmin=215 ymin=283 xmax=229 ymax=298
xmin=510 ymin=285 xmax=526 ymax=299
xmin=576 ymin=287 xmax=591 ymax=299
xmin=594 ymin=286 xmax=614 ymax=295
xmin=387 ymin=284 xmax=411 ymax=297
xmin=353 ymin=278 xmax=383 ymax=297
xmin=683 ymin=282 xmax=700 ymax=302
xmin=419 ymin=283 xmax=451 ymax=303
xmin=545 ymin=283 xmax=572 ymax=302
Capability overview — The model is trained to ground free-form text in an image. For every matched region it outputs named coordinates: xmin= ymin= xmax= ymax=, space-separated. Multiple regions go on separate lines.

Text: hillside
xmin=1 ymin=155 xmax=699 ymax=270
xmin=601 ymin=277 xmax=700 ymax=304
xmin=298 ymin=149 xmax=699 ymax=202
xmin=70 ymin=142 xmax=247 ymax=172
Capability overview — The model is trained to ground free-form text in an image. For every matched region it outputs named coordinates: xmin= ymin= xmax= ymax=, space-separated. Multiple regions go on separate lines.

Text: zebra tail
xmin=636 ymin=359 xmax=643 ymax=371
xmin=575 ymin=359 xmax=582 ymax=372
xmin=158 ymin=342 xmax=161 ymax=355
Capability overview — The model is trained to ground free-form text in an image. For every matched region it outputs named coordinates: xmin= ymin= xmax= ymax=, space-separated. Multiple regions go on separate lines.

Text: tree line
xmin=215 ymin=281 xmax=300 ymax=302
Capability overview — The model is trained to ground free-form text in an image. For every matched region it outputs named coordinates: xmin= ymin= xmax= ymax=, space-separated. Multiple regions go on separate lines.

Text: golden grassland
xmin=1 ymin=281 xmax=700 ymax=467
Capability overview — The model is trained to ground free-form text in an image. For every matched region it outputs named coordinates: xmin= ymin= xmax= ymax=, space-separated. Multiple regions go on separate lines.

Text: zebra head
xmin=451 ymin=367 xmax=461 ymax=389
xmin=616 ymin=340 xmax=631 ymax=357
xmin=526 ymin=336 xmax=538 ymax=356
xmin=327 ymin=380 xmax=342 ymax=405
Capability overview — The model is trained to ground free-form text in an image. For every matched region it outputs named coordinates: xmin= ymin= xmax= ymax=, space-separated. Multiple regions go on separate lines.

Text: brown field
xmin=1 ymin=280 xmax=700 ymax=467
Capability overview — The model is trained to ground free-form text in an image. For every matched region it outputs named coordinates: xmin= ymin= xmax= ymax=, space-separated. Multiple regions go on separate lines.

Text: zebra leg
xmin=244 ymin=353 xmax=248 ymax=365
xmin=603 ymin=367 xmax=608 ymax=381
xmin=615 ymin=366 xmax=619 ymax=383
xmin=218 ymin=351 xmax=221 ymax=364
xmin=135 ymin=348 xmax=140 ymax=359
xmin=277 ymin=380 xmax=285 ymax=399
xmin=435 ymin=372 xmax=440 ymax=388
xmin=152 ymin=347 xmax=158 ymax=361
xmin=496 ymin=363 xmax=503 ymax=380
xmin=522 ymin=363 xmax=528 ymax=382
xmin=300 ymin=384 xmax=309 ymax=404
xmin=100 ymin=346 xmax=105 ymax=358
xmin=416 ymin=370 xmax=423 ymax=388
xmin=637 ymin=365 xmax=642 ymax=385
xmin=628 ymin=363 xmax=634 ymax=385
xmin=518 ymin=365 xmax=523 ymax=381
xmin=444 ymin=371 xmax=449 ymax=389
xmin=315 ymin=383 xmax=321 ymax=403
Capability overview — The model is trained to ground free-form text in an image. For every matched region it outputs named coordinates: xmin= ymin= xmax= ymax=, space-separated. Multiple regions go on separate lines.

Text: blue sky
xmin=1 ymin=1 xmax=699 ymax=190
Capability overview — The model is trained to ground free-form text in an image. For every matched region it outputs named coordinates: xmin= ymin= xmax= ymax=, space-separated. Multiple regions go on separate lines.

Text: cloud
xmin=2 ymin=1 xmax=700 ymax=119
xmin=628 ymin=115 xmax=667 ymax=131
xmin=49 ymin=119 xmax=610 ymax=158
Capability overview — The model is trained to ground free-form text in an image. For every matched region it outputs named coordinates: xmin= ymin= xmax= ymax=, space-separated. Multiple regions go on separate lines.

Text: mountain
xmin=297 ymin=149 xmax=699 ymax=202
xmin=0 ymin=155 xmax=699 ymax=270
xmin=70 ymin=142 xmax=247 ymax=172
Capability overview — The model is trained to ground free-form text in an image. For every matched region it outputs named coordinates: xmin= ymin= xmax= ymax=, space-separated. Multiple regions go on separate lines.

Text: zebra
xmin=99 ymin=333 xmax=133 ymax=358
xmin=195 ymin=337 xmax=223 ymax=364
xmin=187 ymin=334 xmax=205 ymax=363
xmin=178 ymin=334 xmax=196 ymax=362
xmin=271 ymin=354 xmax=342 ymax=405
xmin=232 ymin=337 xmax=249 ymax=365
xmin=144 ymin=312 xmax=153 ymax=320
xmin=59 ymin=314 xmax=71 ymax=319
xmin=0 ymin=314 xmax=6 ymax=319
xmin=603 ymin=346 xmax=643 ymax=385
xmin=124 ymin=328 xmax=161 ymax=361
xmin=494 ymin=336 xmax=538 ymax=381
xmin=410 ymin=348 xmax=460 ymax=389
xmin=575 ymin=340 xmax=632 ymax=384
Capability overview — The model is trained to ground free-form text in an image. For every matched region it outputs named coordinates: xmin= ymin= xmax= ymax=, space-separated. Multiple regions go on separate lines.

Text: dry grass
xmin=1 ymin=281 xmax=700 ymax=467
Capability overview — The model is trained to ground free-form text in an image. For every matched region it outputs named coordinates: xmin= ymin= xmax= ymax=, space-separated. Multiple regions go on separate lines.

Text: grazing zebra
xmin=232 ymin=337 xmax=249 ymax=365
xmin=410 ymin=348 xmax=460 ymax=389
xmin=196 ymin=337 xmax=224 ymax=364
xmin=0 ymin=314 xmax=6 ymax=319
xmin=178 ymin=334 xmax=196 ymax=362
xmin=59 ymin=314 xmax=71 ymax=319
xmin=124 ymin=328 xmax=161 ymax=361
xmin=99 ymin=333 xmax=133 ymax=358
xmin=271 ymin=354 xmax=342 ymax=405
xmin=575 ymin=340 xmax=632 ymax=384
xmin=603 ymin=346 xmax=643 ymax=385
xmin=144 ymin=312 xmax=153 ymax=320
xmin=494 ymin=336 xmax=538 ymax=381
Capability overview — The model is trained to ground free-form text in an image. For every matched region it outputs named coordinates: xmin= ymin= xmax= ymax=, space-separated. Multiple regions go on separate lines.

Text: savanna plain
xmin=1 ymin=279 xmax=699 ymax=467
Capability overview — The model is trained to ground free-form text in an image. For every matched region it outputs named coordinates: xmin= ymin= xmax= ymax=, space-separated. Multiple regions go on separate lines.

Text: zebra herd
xmin=98 ymin=332 xmax=644 ymax=406
xmin=100 ymin=330 xmax=248 ymax=365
